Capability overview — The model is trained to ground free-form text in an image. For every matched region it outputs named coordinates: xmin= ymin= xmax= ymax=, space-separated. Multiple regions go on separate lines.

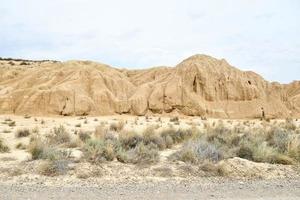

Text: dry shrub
xmin=238 ymin=137 xmax=294 ymax=165
xmin=0 ymin=139 xmax=10 ymax=153
xmin=28 ymin=137 xmax=45 ymax=160
xmin=32 ymin=126 xmax=39 ymax=134
xmin=94 ymin=125 xmax=106 ymax=139
xmin=119 ymin=131 xmax=143 ymax=150
xmin=4 ymin=118 xmax=12 ymax=122
xmin=38 ymin=160 xmax=69 ymax=176
xmin=266 ymin=128 xmax=290 ymax=153
xmin=28 ymin=133 xmax=71 ymax=161
xmin=142 ymin=126 xmax=166 ymax=150
xmin=94 ymin=125 xmax=118 ymax=141
xmin=83 ymin=139 xmax=116 ymax=163
xmin=3 ymin=129 xmax=11 ymax=133
xmin=160 ymin=128 xmax=194 ymax=145
xmin=75 ymin=123 xmax=81 ymax=127
xmin=78 ymin=131 xmax=91 ymax=142
xmin=288 ymin=136 xmax=300 ymax=161
xmin=48 ymin=125 xmax=71 ymax=146
xmin=24 ymin=114 xmax=31 ymax=119
xmin=15 ymin=142 xmax=26 ymax=150
xmin=15 ymin=128 xmax=31 ymax=138
xmin=199 ymin=161 xmax=228 ymax=176
xmin=117 ymin=143 xmax=159 ymax=164
xmin=8 ymin=121 xmax=16 ymax=127
xmin=170 ymin=116 xmax=179 ymax=123
xmin=284 ymin=118 xmax=297 ymax=131
xmin=109 ymin=120 xmax=125 ymax=132
xmin=170 ymin=140 xmax=223 ymax=164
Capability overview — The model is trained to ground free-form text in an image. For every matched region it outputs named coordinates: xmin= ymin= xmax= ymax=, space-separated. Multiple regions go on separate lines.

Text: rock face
xmin=0 ymin=55 xmax=299 ymax=118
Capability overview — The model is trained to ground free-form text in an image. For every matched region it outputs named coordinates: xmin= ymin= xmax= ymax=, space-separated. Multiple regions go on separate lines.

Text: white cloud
xmin=0 ymin=0 xmax=299 ymax=83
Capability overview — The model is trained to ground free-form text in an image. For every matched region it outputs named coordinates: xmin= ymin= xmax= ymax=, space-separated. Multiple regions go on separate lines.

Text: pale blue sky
xmin=1 ymin=0 xmax=299 ymax=83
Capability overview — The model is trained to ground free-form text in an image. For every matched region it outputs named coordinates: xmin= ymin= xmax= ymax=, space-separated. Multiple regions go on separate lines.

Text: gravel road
xmin=1 ymin=178 xmax=300 ymax=200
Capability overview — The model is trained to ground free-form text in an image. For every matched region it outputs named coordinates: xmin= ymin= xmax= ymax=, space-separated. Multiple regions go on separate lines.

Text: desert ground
xmin=0 ymin=114 xmax=299 ymax=199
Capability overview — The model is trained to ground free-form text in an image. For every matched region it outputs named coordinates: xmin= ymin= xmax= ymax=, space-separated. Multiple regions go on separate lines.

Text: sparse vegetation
xmin=117 ymin=143 xmax=159 ymax=164
xmin=48 ymin=125 xmax=71 ymax=146
xmin=28 ymin=137 xmax=45 ymax=160
xmin=170 ymin=140 xmax=222 ymax=164
xmin=170 ymin=116 xmax=179 ymax=123
xmin=2 ymin=129 xmax=11 ymax=133
xmin=8 ymin=121 xmax=16 ymax=127
xmin=0 ymin=139 xmax=10 ymax=153
xmin=15 ymin=128 xmax=31 ymax=138
xmin=78 ymin=131 xmax=91 ymax=142
xmin=75 ymin=123 xmax=81 ymax=128
xmin=38 ymin=160 xmax=69 ymax=177
xmin=109 ymin=120 xmax=125 ymax=132
xmin=15 ymin=142 xmax=27 ymax=150
xmin=83 ymin=139 xmax=116 ymax=163
xmin=169 ymin=120 xmax=300 ymax=166
xmin=2 ymin=115 xmax=299 ymax=179
xmin=24 ymin=114 xmax=31 ymax=119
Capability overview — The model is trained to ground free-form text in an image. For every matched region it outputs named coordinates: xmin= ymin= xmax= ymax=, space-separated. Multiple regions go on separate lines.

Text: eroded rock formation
xmin=0 ymin=55 xmax=299 ymax=118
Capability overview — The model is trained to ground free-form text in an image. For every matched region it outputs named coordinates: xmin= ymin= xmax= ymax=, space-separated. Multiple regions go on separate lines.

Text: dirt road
xmin=1 ymin=178 xmax=300 ymax=200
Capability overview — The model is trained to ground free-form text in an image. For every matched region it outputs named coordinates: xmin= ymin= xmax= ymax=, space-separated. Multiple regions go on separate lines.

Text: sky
xmin=0 ymin=0 xmax=299 ymax=83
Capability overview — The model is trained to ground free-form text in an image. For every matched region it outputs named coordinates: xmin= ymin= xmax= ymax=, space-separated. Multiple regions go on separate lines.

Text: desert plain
xmin=0 ymin=56 xmax=300 ymax=199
